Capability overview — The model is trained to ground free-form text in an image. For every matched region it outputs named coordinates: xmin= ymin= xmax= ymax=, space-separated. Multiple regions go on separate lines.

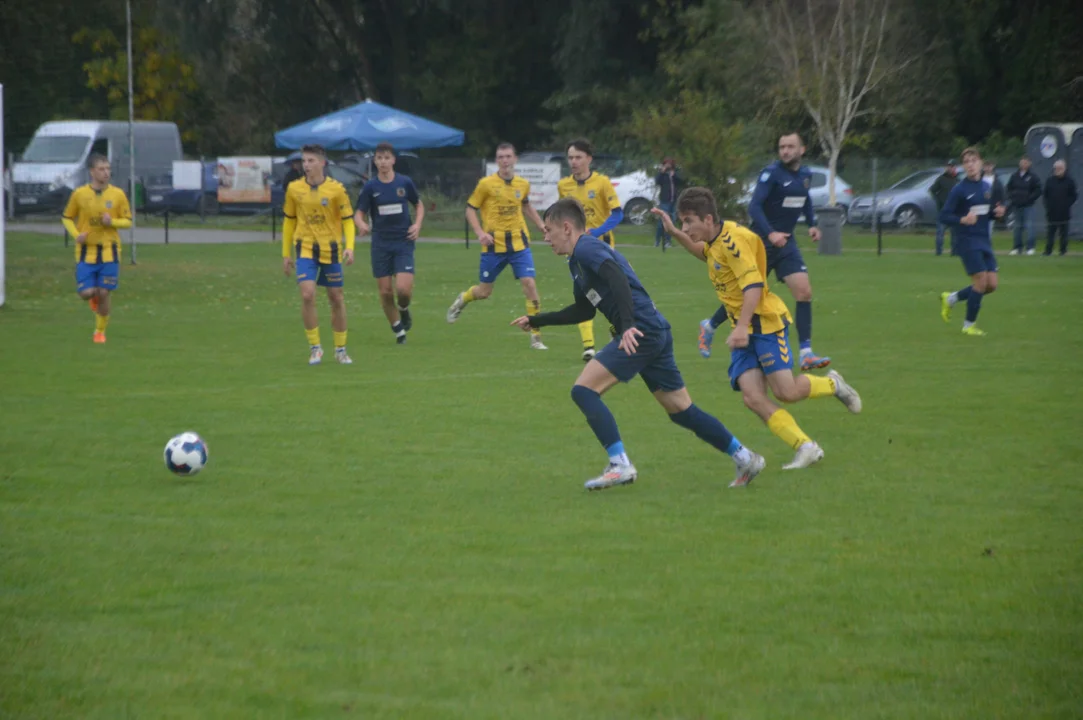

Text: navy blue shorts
xmin=766 ymin=242 xmax=808 ymax=280
xmin=594 ymin=328 xmax=685 ymax=393
xmin=296 ymin=258 xmax=343 ymax=287
xmin=960 ymin=246 xmax=998 ymax=275
xmin=727 ymin=327 xmax=794 ymax=391
xmin=75 ymin=261 xmax=119 ymax=292
xmin=479 ymin=248 xmax=536 ymax=284
xmin=371 ymin=240 xmax=415 ymax=278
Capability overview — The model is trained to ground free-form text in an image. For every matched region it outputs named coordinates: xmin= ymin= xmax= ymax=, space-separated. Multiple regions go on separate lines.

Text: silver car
xmin=847 ymin=169 xmax=941 ymax=228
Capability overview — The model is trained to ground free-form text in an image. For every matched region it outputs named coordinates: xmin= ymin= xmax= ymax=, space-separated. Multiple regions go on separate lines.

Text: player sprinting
xmin=654 ymin=188 xmax=862 ymax=469
xmin=354 ymin=142 xmax=424 ymax=344
xmin=446 ymin=143 xmax=548 ymax=350
xmin=281 ymin=144 xmax=356 ymax=365
xmin=700 ymin=133 xmax=830 ymax=371
xmin=510 ymin=197 xmax=765 ymax=490
xmin=939 ymin=147 xmax=1006 ymax=336
xmin=557 ymin=138 xmax=624 ymax=361
xmin=61 ymin=153 xmax=132 ymax=344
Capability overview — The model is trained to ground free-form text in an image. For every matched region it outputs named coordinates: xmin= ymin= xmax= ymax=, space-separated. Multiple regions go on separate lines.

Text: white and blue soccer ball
xmin=164 ymin=432 xmax=209 ymax=476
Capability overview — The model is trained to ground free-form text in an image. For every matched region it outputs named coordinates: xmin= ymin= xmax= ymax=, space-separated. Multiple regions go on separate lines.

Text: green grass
xmin=2 ymin=230 xmax=1082 ymax=719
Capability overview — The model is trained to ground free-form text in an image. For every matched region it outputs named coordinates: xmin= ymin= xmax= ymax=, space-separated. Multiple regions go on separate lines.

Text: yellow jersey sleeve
xmin=112 ymin=188 xmax=132 ymax=222
xmin=466 ymin=178 xmax=488 ymax=209
xmin=557 ymin=177 xmax=572 ymax=199
xmin=522 ymin=179 xmax=531 ymax=202
xmin=283 ymin=181 xmax=297 ymax=218
xmin=62 ymin=187 xmax=82 ymax=219
xmin=597 ymin=174 xmax=620 ymax=211
xmin=338 ymin=183 xmax=353 ymax=219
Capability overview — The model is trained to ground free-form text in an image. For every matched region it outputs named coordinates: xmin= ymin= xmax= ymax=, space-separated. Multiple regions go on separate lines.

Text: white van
xmin=13 ymin=120 xmax=183 ymax=215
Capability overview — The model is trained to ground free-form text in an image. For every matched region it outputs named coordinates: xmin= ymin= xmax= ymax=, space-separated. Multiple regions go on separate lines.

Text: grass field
xmin=2 ymin=229 xmax=1082 ymax=719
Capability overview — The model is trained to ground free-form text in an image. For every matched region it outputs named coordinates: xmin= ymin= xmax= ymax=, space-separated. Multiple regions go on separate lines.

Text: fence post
xmin=164 ymin=209 xmax=170 ymax=245
xmin=872 ymin=158 xmax=882 ymax=256
xmin=5 ymin=152 xmax=13 ymax=220
xmin=271 ymin=206 xmax=277 ymax=243
xmin=464 ymin=215 xmax=469 ymax=249
xmin=199 ymin=155 xmax=206 ymax=223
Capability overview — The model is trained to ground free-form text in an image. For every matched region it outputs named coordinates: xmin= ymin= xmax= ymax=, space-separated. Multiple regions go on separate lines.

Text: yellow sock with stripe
xmin=527 ymin=299 xmax=541 ymax=335
xmin=305 ymin=327 xmax=321 ymax=347
xmin=807 ymin=375 xmax=837 ymax=399
xmin=766 ymin=409 xmax=812 ymax=450
xmin=578 ymin=319 xmax=595 ymax=349
xmin=462 ymin=286 xmax=477 ymax=304
xmin=94 ymin=314 xmax=109 ymax=333
xmin=333 ymin=330 xmax=347 ymax=349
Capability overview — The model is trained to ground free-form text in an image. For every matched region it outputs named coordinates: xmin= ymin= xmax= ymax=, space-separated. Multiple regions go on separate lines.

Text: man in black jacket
xmin=930 ymin=160 xmax=958 ymax=255
xmin=1043 ymin=160 xmax=1078 ymax=256
xmin=653 ymin=157 xmax=682 ymax=249
xmin=1007 ymin=156 xmax=1042 ymax=255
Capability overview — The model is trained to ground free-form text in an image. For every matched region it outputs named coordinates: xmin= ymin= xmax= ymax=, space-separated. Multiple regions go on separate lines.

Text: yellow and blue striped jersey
xmin=283 ymin=178 xmax=353 ymax=262
xmin=467 ymin=173 xmax=531 ymax=253
xmin=557 ymin=172 xmax=620 ymax=247
xmin=703 ymin=221 xmax=792 ymax=335
xmin=62 ymin=184 xmax=130 ymax=263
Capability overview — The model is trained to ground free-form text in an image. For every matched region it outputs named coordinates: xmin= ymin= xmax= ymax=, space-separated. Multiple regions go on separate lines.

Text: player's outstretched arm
xmin=513 ymin=293 xmax=595 ymax=330
xmin=651 ymin=207 xmax=705 ymax=260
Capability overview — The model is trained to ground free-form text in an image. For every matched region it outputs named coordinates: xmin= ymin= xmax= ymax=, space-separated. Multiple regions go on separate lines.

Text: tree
xmin=752 ymin=0 xmax=926 ymax=203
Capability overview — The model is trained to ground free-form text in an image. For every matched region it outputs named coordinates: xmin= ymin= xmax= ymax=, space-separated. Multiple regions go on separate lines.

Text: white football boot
xmin=584 ymin=462 xmax=637 ymax=491
xmin=446 ymin=294 xmax=466 ymax=323
xmin=530 ymin=335 xmax=548 ymax=350
xmin=729 ymin=451 xmax=766 ymax=487
xmin=783 ymin=442 xmax=825 ymax=470
xmin=828 ymin=370 xmax=862 ymax=414
xmin=308 ymin=346 xmax=324 ymax=365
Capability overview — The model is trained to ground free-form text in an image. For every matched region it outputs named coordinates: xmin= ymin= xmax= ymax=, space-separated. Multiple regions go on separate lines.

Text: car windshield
xmin=22 ymin=135 xmax=91 ymax=163
xmin=889 ymin=171 xmax=938 ymax=190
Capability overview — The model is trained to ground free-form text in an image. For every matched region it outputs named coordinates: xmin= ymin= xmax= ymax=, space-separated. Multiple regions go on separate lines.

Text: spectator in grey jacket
xmin=1043 ymin=160 xmax=1078 ymax=256
xmin=930 ymin=160 xmax=958 ymax=255
xmin=1007 ymin=156 xmax=1042 ymax=255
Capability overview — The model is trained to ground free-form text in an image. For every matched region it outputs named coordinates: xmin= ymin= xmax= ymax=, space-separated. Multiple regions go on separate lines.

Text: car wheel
xmin=623 ymin=198 xmax=653 ymax=226
xmin=894 ymin=205 xmax=922 ymax=229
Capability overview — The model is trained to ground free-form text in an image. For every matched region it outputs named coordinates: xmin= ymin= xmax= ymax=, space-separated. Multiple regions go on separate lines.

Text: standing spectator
xmin=930 ymin=160 xmax=959 ymax=256
xmin=654 ymin=157 xmax=682 ymax=249
xmin=1007 ymin=156 xmax=1042 ymax=255
xmin=982 ymin=161 xmax=1006 ymax=243
xmin=1043 ymin=160 xmax=1078 ymax=256
xmin=282 ymin=152 xmax=304 ymax=188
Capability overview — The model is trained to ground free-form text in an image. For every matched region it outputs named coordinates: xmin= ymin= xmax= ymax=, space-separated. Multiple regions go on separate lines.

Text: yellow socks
xmin=527 ymin=299 xmax=541 ymax=335
xmin=333 ymin=330 xmax=347 ymax=349
xmin=578 ymin=319 xmax=595 ymax=349
xmin=462 ymin=286 xmax=477 ymax=304
xmin=305 ymin=327 xmax=321 ymax=347
xmin=94 ymin=314 xmax=110 ymax=333
xmin=767 ymin=409 xmax=812 ymax=450
xmin=807 ymin=375 xmax=837 ymax=399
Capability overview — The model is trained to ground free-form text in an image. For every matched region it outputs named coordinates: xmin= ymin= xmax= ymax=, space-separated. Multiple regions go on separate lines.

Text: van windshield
xmin=22 ymin=136 xmax=91 ymax=163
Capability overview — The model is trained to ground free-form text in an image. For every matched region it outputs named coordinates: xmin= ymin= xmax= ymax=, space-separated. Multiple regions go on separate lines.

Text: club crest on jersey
xmin=984 ymin=190 xmax=991 ymax=199
xmin=587 ymin=190 xmax=597 ymax=199
xmin=105 ymin=201 xmax=113 ymax=208
xmin=514 ymin=190 xmax=521 ymax=199
xmin=321 ymin=197 xmax=329 ymax=206
xmin=803 ymin=178 xmax=810 ymax=189
xmin=714 ymin=262 xmax=722 ymax=270
xmin=760 ymin=171 xmax=771 ymax=182
xmin=396 ymin=187 xmax=406 ymax=197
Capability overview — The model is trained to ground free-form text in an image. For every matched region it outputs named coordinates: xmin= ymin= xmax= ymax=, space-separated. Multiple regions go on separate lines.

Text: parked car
xmin=737 ymin=164 xmax=853 ymax=223
xmin=517 ymin=151 xmax=657 ymax=224
xmin=848 ymin=168 xmax=1016 ymax=229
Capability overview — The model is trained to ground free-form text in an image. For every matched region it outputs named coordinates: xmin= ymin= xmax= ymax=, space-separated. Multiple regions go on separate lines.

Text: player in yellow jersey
xmin=281 ymin=144 xmax=356 ymax=365
xmin=446 ymin=143 xmax=548 ymax=350
xmin=653 ymin=187 xmax=863 ymax=470
xmin=557 ymin=138 xmax=623 ymax=361
xmin=61 ymin=154 xmax=132 ymax=344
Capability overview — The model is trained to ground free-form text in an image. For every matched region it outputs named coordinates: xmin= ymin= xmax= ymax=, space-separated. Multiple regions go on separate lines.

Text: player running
xmin=61 ymin=153 xmax=132 ymax=344
xmin=511 ymin=197 xmax=765 ymax=490
xmin=938 ymin=147 xmax=1006 ymax=336
xmin=446 ymin=143 xmax=548 ymax=350
xmin=654 ymin=188 xmax=862 ymax=470
xmin=699 ymin=132 xmax=830 ymax=371
xmin=281 ymin=144 xmax=356 ymax=365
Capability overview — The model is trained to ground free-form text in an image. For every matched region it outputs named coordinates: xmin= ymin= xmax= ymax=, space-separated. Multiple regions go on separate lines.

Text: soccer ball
xmin=164 ymin=432 xmax=209 ymax=476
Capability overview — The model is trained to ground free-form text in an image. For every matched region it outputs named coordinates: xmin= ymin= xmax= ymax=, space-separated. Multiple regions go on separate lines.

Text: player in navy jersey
xmin=354 ymin=142 xmax=424 ymax=344
xmin=510 ymin=198 xmax=765 ymax=491
xmin=939 ymin=147 xmax=1005 ymax=336
xmin=699 ymin=133 xmax=830 ymax=371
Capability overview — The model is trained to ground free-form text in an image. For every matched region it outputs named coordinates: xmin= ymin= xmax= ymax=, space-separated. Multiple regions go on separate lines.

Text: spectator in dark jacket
xmin=282 ymin=153 xmax=304 ymax=188
xmin=653 ymin=157 xmax=682 ymax=249
xmin=982 ymin=162 xmax=1006 ymax=243
xmin=1043 ymin=160 xmax=1078 ymax=256
xmin=930 ymin=160 xmax=958 ymax=255
xmin=1006 ymin=156 xmax=1042 ymax=255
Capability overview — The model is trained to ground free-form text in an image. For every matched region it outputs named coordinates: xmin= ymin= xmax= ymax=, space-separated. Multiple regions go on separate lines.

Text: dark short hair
xmin=779 ymin=131 xmax=804 ymax=145
xmin=301 ymin=144 xmax=327 ymax=160
xmin=86 ymin=153 xmax=109 ymax=169
xmin=565 ymin=138 xmax=594 ymax=157
xmin=496 ymin=142 xmax=516 ymax=154
xmin=543 ymin=197 xmax=587 ymax=230
xmin=960 ymin=146 xmax=981 ymax=161
xmin=374 ymin=142 xmax=395 ymax=156
xmin=676 ymin=187 xmax=718 ymax=223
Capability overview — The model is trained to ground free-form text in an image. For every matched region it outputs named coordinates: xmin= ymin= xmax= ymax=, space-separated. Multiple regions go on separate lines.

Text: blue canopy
xmin=274 ymin=100 xmax=465 ymax=151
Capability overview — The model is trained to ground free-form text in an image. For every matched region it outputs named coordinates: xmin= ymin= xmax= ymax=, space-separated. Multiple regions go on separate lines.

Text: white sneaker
xmin=730 ymin=451 xmax=766 ymax=487
xmin=446 ymin=294 xmax=466 ymax=323
xmin=335 ymin=348 xmax=353 ymax=364
xmin=308 ymin=346 xmax=324 ymax=365
xmin=530 ymin=335 xmax=548 ymax=350
xmin=1026 ymin=248 xmax=1036 ymax=256
xmin=828 ymin=370 xmax=862 ymax=414
xmin=1008 ymin=248 xmax=1020 ymax=256
xmin=783 ymin=442 xmax=825 ymax=470
xmin=584 ymin=462 xmax=637 ymax=490
xmin=582 ymin=347 xmax=596 ymax=362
